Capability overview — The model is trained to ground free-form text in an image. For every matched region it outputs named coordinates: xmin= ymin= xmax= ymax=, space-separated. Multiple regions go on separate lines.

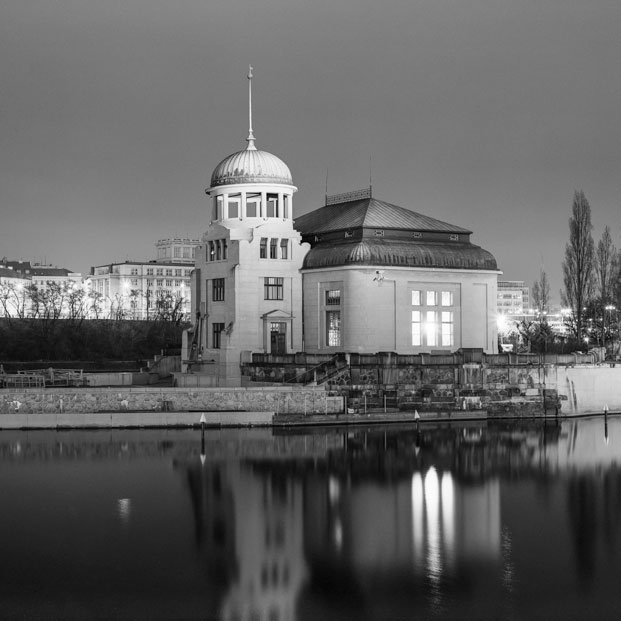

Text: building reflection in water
xmin=179 ymin=425 xmax=505 ymax=620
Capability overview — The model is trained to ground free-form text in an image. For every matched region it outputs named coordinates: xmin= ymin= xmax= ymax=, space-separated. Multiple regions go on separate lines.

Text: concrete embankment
xmin=0 ymin=410 xmax=274 ymax=429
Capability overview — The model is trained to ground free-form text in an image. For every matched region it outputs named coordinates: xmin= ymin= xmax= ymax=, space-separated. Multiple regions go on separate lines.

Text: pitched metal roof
xmin=302 ymin=239 xmax=497 ymax=271
xmin=294 ymin=197 xmax=472 ymax=235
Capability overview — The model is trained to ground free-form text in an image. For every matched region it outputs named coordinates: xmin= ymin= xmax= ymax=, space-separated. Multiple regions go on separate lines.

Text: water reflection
xmin=2 ymin=417 xmax=621 ymax=619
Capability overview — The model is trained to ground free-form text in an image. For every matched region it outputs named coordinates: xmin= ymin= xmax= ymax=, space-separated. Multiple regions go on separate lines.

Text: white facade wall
xmin=192 ymin=181 xmax=309 ymax=385
xmin=302 ymin=266 xmax=499 ymax=354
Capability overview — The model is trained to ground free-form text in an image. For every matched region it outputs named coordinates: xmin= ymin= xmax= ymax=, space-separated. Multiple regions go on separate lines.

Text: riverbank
xmin=0 ymin=407 xmax=594 ymax=430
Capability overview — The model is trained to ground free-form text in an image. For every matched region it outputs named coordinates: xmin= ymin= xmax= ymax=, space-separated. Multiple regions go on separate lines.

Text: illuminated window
xmin=326 ymin=290 xmax=341 ymax=305
xmin=412 ymin=290 xmax=421 ymax=306
xmin=426 ymin=310 xmax=437 ymax=346
xmin=326 ymin=311 xmax=341 ymax=346
xmin=441 ymin=291 xmax=453 ymax=306
xmin=412 ymin=310 xmax=421 ymax=346
xmin=442 ymin=311 xmax=453 ymax=346
xmin=426 ymin=291 xmax=438 ymax=306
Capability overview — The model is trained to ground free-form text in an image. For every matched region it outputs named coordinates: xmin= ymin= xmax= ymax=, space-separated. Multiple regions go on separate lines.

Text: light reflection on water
xmin=0 ymin=416 xmax=621 ymax=619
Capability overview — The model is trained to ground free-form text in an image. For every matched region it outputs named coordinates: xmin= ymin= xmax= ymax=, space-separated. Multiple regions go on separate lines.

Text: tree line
xmin=512 ymin=190 xmax=621 ymax=354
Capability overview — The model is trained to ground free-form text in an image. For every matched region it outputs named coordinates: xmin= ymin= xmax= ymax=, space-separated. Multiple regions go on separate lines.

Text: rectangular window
xmin=174 ymin=247 xmax=181 ymax=258
xmin=130 ymin=268 xmax=138 ymax=275
xmin=270 ymin=239 xmax=278 ymax=259
xmin=146 ymin=268 xmax=154 ymax=276
xmin=156 ymin=268 xmax=163 ymax=276
xmin=260 ymin=238 xmax=268 ymax=259
xmin=165 ymin=269 xmax=173 ymax=276
xmin=131 ymin=279 xmax=139 ymax=286
xmin=442 ymin=311 xmax=454 ymax=346
xmin=222 ymin=239 xmax=228 ymax=260
xmin=213 ymin=278 xmax=225 ymax=302
xmin=441 ymin=291 xmax=453 ymax=306
xmin=264 ymin=277 xmax=284 ymax=300
xmin=215 ymin=196 xmax=223 ymax=220
xmin=266 ymin=194 xmax=278 ymax=217
xmin=283 ymin=194 xmax=289 ymax=218
xmin=412 ymin=310 xmax=421 ymax=346
xmin=216 ymin=240 xmax=222 ymax=260
xmin=246 ymin=193 xmax=260 ymax=217
xmin=280 ymin=239 xmax=288 ymax=259
xmin=212 ymin=323 xmax=225 ymax=349
xmin=175 ymin=280 xmax=181 ymax=287
xmin=165 ymin=279 xmax=173 ymax=287
xmin=426 ymin=291 xmax=437 ymax=306
xmin=412 ymin=290 xmax=421 ymax=306
xmin=156 ymin=279 xmax=163 ymax=287
xmin=326 ymin=310 xmax=341 ymax=347
xmin=175 ymin=269 xmax=182 ymax=277
xmin=426 ymin=310 xmax=437 ymax=346
xmin=228 ymin=194 xmax=240 ymax=218
xmin=147 ymin=279 xmax=153 ymax=287
xmin=326 ymin=289 xmax=341 ymax=305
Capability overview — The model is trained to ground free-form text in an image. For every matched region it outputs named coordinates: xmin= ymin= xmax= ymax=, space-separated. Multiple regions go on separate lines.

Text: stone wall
xmin=0 ymin=386 xmax=343 ymax=416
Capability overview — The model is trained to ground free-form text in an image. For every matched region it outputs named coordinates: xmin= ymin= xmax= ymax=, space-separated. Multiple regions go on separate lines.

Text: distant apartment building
xmin=88 ymin=238 xmax=199 ymax=320
xmin=497 ymin=280 xmax=530 ymax=316
xmin=155 ymin=238 xmax=198 ymax=264
xmin=0 ymin=259 xmax=83 ymax=318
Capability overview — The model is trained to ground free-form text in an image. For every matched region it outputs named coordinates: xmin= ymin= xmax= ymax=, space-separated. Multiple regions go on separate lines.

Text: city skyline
xmin=2 ymin=1 xmax=620 ymax=301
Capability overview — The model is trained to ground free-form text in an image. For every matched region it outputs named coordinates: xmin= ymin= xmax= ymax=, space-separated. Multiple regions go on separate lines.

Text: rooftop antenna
xmin=369 ymin=155 xmax=373 ymax=197
xmin=247 ymin=65 xmax=256 ymax=150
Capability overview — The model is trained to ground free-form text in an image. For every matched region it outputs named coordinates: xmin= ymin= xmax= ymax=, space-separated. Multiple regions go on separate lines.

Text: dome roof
xmin=210 ymin=145 xmax=293 ymax=188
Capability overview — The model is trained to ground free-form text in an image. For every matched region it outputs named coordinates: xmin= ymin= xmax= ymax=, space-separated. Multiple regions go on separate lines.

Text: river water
xmin=1 ymin=417 xmax=620 ymax=620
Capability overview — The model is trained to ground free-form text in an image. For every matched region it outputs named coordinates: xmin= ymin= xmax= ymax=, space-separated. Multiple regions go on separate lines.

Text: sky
xmin=1 ymin=0 xmax=620 ymax=304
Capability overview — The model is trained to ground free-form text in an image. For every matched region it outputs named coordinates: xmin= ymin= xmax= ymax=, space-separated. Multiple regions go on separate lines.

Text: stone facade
xmin=0 ymin=386 xmax=342 ymax=416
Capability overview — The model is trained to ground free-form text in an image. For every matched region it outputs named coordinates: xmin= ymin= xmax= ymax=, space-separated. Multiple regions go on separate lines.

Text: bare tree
xmin=532 ymin=270 xmax=550 ymax=318
xmin=561 ymin=190 xmax=595 ymax=342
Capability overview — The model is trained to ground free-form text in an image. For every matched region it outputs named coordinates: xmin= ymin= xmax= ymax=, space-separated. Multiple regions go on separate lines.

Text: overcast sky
xmin=1 ymin=0 xmax=620 ymax=303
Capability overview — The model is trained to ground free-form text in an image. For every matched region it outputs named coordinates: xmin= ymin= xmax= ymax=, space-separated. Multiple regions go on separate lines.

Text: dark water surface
xmin=1 ymin=417 xmax=621 ymax=620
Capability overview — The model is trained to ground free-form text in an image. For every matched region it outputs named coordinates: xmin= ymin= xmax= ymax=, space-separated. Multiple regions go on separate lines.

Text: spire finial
xmin=247 ymin=65 xmax=256 ymax=150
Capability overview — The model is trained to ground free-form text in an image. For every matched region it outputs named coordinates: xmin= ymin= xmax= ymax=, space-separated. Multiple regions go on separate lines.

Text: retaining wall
xmin=0 ymin=386 xmax=343 ymax=420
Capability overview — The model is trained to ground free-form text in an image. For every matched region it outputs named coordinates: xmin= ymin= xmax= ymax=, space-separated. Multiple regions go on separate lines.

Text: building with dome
xmin=185 ymin=70 xmax=500 ymax=386
xmin=186 ymin=68 xmax=309 ymax=385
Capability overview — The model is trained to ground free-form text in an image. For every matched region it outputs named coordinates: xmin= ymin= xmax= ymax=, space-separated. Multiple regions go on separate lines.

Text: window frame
xmin=212 ymin=278 xmax=225 ymax=302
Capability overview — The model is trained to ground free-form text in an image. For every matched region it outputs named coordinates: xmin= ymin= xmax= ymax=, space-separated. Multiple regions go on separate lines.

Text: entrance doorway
xmin=270 ymin=322 xmax=287 ymax=355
